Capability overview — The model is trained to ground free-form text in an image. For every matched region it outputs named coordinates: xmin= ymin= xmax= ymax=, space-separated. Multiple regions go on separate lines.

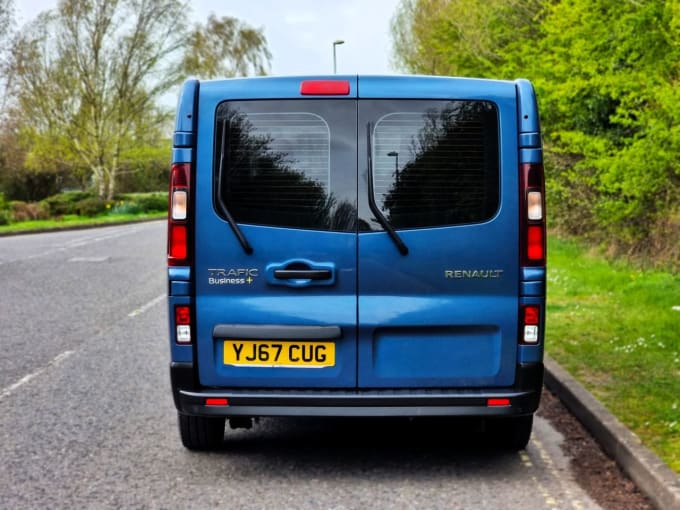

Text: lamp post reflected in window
xmin=387 ymin=151 xmax=399 ymax=184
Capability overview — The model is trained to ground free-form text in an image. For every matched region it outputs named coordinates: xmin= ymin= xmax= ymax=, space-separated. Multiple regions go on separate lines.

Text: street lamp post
xmin=333 ymin=40 xmax=345 ymax=74
xmin=387 ymin=151 xmax=400 ymax=184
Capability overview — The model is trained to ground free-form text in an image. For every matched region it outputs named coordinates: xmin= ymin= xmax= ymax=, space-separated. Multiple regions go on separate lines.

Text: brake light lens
xmin=300 ymin=80 xmax=350 ymax=95
xmin=168 ymin=163 xmax=191 ymax=265
xmin=169 ymin=225 xmax=187 ymax=259
xmin=527 ymin=226 xmax=544 ymax=261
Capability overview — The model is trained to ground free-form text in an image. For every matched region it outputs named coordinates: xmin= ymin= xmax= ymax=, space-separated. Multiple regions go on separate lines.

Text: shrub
xmin=10 ymin=201 xmax=50 ymax=222
xmin=43 ymin=191 xmax=93 ymax=216
xmin=135 ymin=193 xmax=168 ymax=213
xmin=0 ymin=194 xmax=9 ymax=225
xmin=110 ymin=200 xmax=142 ymax=215
xmin=74 ymin=197 xmax=108 ymax=217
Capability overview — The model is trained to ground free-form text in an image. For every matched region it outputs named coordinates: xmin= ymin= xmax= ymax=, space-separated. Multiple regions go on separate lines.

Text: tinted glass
xmin=214 ymin=100 xmax=357 ymax=232
xmin=370 ymin=100 xmax=499 ymax=229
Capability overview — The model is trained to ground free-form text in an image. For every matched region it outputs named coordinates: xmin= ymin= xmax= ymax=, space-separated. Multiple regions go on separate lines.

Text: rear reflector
xmin=206 ymin=398 xmax=229 ymax=407
xmin=487 ymin=398 xmax=511 ymax=407
xmin=300 ymin=80 xmax=350 ymax=95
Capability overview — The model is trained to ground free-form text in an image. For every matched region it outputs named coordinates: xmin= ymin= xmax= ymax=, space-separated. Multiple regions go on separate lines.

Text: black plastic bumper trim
xmin=170 ymin=362 xmax=543 ymax=418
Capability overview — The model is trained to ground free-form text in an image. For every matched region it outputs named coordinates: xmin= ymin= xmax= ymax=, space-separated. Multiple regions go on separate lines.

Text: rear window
xmin=214 ymin=100 xmax=356 ymax=232
xmin=371 ymin=100 xmax=499 ymax=229
xmin=214 ymin=99 xmax=499 ymax=233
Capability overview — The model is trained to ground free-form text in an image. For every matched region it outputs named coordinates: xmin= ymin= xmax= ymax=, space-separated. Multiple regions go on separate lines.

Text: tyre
xmin=489 ymin=414 xmax=533 ymax=451
xmin=178 ymin=413 xmax=226 ymax=451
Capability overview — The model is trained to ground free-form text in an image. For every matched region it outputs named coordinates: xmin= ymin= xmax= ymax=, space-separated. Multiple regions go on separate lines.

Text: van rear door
xmin=356 ymin=77 xmax=520 ymax=388
xmin=193 ymin=78 xmax=359 ymax=388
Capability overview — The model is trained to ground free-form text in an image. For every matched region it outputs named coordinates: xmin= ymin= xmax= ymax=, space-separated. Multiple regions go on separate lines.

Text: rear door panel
xmin=193 ymin=78 xmax=359 ymax=388
xmin=356 ymin=77 xmax=520 ymax=388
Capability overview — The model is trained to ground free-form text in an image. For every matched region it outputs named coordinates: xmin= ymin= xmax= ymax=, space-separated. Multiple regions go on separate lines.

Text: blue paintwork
xmin=169 ymin=75 xmax=546 ymax=391
xmin=356 ymin=76 xmax=521 ymax=387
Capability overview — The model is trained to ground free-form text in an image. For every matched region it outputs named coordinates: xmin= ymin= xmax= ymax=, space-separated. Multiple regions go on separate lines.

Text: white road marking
xmin=0 ymin=350 xmax=75 ymax=401
xmin=68 ymin=256 xmax=110 ymax=262
xmin=128 ymin=294 xmax=165 ymax=317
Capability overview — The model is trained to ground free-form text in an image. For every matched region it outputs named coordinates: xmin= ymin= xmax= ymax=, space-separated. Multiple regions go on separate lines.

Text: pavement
xmin=544 ymin=355 xmax=680 ymax=510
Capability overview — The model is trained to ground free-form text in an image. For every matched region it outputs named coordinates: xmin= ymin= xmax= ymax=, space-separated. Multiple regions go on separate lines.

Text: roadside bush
xmin=0 ymin=193 xmax=9 ymax=225
xmin=112 ymin=192 xmax=167 ymax=215
xmin=42 ymin=191 xmax=93 ymax=216
xmin=74 ymin=197 xmax=108 ymax=217
xmin=133 ymin=193 xmax=167 ymax=213
xmin=10 ymin=200 xmax=50 ymax=222
xmin=110 ymin=200 xmax=142 ymax=215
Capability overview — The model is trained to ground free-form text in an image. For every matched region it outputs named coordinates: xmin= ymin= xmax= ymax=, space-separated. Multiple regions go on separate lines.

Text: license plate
xmin=223 ymin=340 xmax=335 ymax=368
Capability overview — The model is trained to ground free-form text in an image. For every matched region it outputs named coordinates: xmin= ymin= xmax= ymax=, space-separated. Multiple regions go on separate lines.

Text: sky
xmin=14 ymin=0 xmax=404 ymax=76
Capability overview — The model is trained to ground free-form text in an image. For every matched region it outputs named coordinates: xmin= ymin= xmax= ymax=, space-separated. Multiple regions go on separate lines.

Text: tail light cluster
xmin=168 ymin=163 xmax=191 ymax=265
xmin=521 ymin=305 xmax=540 ymax=344
xmin=175 ymin=305 xmax=192 ymax=344
xmin=519 ymin=162 xmax=545 ymax=345
xmin=520 ymin=163 xmax=546 ymax=266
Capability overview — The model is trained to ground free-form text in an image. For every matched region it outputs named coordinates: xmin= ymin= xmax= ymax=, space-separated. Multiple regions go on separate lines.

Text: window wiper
xmin=217 ymin=117 xmax=253 ymax=254
xmin=366 ymin=123 xmax=408 ymax=256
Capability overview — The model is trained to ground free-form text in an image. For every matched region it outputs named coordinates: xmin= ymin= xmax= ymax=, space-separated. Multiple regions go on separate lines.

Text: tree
xmin=520 ymin=0 xmax=680 ymax=256
xmin=391 ymin=0 xmax=544 ymax=77
xmin=182 ymin=14 xmax=271 ymax=79
xmin=0 ymin=0 xmax=13 ymax=110
xmin=391 ymin=0 xmax=680 ymax=267
xmin=6 ymin=0 xmax=272 ymax=200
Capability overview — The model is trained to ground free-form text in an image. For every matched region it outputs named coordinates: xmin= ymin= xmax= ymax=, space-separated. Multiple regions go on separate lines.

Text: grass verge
xmin=547 ymin=235 xmax=680 ymax=473
xmin=0 ymin=211 xmax=165 ymax=235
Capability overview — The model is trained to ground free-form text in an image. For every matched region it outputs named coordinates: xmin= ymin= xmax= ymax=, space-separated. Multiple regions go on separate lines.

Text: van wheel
xmin=178 ymin=413 xmax=225 ymax=451
xmin=489 ymin=414 xmax=533 ymax=451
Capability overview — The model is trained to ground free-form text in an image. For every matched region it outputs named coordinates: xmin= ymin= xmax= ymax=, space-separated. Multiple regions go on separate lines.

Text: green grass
xmin=547 ymin=236 xmax=680 ymax=472
xmin=0 ymin=211 xmax=165 ymax=235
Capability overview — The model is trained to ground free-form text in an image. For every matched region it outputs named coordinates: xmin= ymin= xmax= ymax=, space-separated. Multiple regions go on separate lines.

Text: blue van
xmin=167 ymin=76 xmax=546 ymax=451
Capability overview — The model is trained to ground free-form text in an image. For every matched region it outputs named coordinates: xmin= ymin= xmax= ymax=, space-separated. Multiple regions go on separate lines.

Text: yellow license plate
xmin=223 ymin=340 xmax=335 ymax=368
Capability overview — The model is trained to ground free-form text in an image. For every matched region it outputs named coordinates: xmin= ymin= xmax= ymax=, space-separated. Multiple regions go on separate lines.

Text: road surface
xmin=0 ymin=222 xmax=609 ymax=508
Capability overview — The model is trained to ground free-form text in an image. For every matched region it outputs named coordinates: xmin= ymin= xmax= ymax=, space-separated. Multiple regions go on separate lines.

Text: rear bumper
xmin=170 ymin=362 xmax=543 ymax=418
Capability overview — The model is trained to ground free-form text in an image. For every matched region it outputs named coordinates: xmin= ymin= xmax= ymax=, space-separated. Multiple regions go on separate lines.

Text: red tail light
xmin=174 ymin=305 xmax=192 ymax=344
xmin=520 ymin=163 xmax=546 ymax=266
xmin=168 ymin=163 xmax=191 ymax=265
xmin=300 ymin=80 xmax=350 ymax=95
xmin=487 ymin=398 xmax=511 ymax=407
xmin=206 ymin=398 xmax=229 ymax=407
xmin=520 ymin=305 xmax=540 ymax=344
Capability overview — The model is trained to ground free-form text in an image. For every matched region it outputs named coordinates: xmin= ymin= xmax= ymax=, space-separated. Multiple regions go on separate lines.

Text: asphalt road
xmin=0 ymin=221 xmax=605 ymax=509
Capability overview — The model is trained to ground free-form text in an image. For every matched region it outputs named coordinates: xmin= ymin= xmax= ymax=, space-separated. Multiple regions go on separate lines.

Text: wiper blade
xmin=217 ymin=117 xmax=253 ymax=254
xmin=366 ymin=123 xmax=408 ymax=256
